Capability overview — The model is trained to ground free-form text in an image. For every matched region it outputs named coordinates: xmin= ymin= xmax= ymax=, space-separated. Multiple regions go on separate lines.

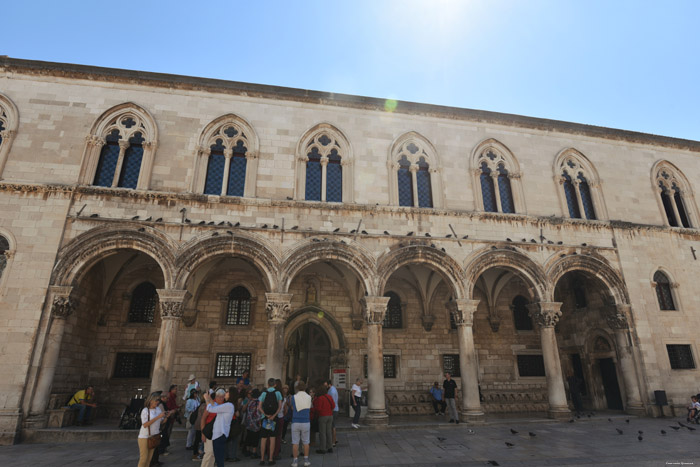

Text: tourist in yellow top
xmin=68 ymin=385 xmax=97 ymax=426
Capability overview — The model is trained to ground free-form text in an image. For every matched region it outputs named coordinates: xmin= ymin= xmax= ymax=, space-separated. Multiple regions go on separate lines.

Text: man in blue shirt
xmin=324 ymin=379 xmax=339 ymax=447
xmin=429 ymin=381 xmax=446 ymax=415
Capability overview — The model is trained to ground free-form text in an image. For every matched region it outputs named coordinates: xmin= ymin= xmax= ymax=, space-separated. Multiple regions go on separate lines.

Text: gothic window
xmin=83 ymin=104 xmax=157 ymax=190
xmin=0 ymin=235 xmax=9 ymax=283
xmin=215 ymin=353 xmax=252 ymax=378
xmin=516 ymin=354 xmax=546 ymax=377
xmin=555 ymin=150 xmax=602 ymax=220
xmin=201 ymin=122 xmax=251 ymax=197
xmin=226 ymin=286 xmax=251 ymax=325
xmin=442 ymin=354 xmax=461 ymax=377
xmin=128 ymin=282 xmax=158 ymax=323
xmin=471 ymin=140 xmax=523 ymax=214
xmin=653 ymin=271 xmax=676 ymax=311
xmin=298 ymin=128 xmax=347 ymax=202
xmin=390 ymin=133 xmax=442 ymax=208
xmin=653 ymin=162 xmax=697 ymax=228
xmin=113 ymin=352 xmax=153 ymax=378
xmin=382 ymin=291 xmax=403 ymax=329
xmin=0 ymin=93 xmax=19 ymax=179
xmin=512 ymin=295 xmax=533 ymax=331
xmin=666 ymin=345 xmax=695 ymax=370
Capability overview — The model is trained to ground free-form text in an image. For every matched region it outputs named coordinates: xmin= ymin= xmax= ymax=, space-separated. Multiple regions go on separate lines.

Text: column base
xmin=0 ymin=409 xmax=22 ymax=445
xmin=625 ymin=404 xmax=646 ymax=416
xmin=23 ymin=414 xmax=48 ymax=430
xmin=547 ymin=407 xmax=571 ymax=420
xmin=460 ymin=410 xmax=485 ymax=424
xmin=365 ymin=409 xmax=389 ymax=426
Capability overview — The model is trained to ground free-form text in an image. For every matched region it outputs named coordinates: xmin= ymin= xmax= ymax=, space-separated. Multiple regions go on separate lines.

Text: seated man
xmin=687 ymin=395 xmax=700 ymax=422
xmin=430 ymin=381 xmax=446 ymax=415
xmin=68 ymin=385 xmax=97 ymax=426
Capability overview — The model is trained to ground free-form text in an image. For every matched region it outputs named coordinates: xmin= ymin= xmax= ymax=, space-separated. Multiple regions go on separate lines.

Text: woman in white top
xmin=138 ymin=392 xmax=172 ymax=467
xmin=351 ymin=378 xmax=363 ymax=428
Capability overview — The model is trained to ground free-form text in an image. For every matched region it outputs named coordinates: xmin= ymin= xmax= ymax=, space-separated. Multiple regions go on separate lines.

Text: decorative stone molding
xmin=351 ymin=313 xmax=364 ymax=330
xmin=445 ymin=299 xmax=479 ymax=327
xmin=265 ymin=293 xmax=293 ymax=322
xmin=488 ymin=314 xmax=501 ymax=333
xmin=330 ymin=349 xmax=347 ymax=367
xmin=156 ymin=289 xmax=189 ymax=320
xmin=421 ymin=313 xmax=435 ymax=331
xmin=604 ymin=303 xmax=631 ymax=330
xmin=182 ymin=308 xmax=199 ymax=327
xmin=361 ymin=296 xmax=390 ymax=325
xmin=51 ymin=295 xmax=75 ymax=319
xmin=527 ymin=302 xmax=563 ymax=328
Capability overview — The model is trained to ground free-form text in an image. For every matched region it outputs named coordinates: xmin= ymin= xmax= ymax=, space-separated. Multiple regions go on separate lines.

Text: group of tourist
xmin=135 ymin=372 xmax=341 ymax=467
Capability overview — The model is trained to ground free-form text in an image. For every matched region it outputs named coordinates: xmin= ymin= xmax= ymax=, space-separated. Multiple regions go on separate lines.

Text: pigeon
xmin=407 ymin=231 xmax=414 ymax=236
xmin=638 ymin=435 xmax=643 ymax=441
xmin=661 ymin=430 xmax=666 ymax=435
xmin=669 ymin=426 xmax=681 ymax=431
xmin=467 ymin=429 xmax=475 ymax=435
xmin=528 ymin=432 xmax=536 ymax=438
xmin=273 ymin=225 xmax=279 ymax=229
xmin=155 ymin=218 xmax=163 ymax=223
xmin=290 ymin=225 xmax=298 ymax=230
xmin=530 ymin=239 xmax=537 ymax=243
xmin=569 ymin=419 xmax=575 ymax=423
xmin=687 ymin=426 xmax=696 ymax=431
xmin=547 ymin=240 xmax=554 ymax=244
xmin=132 ymin=215 xmax=140 ymax=220
xmin=462 ymin=235 xmax=469 ymax=239
xmin=144 ymin=216 xmax=152 ymax=221
xmin=581 ymin=243 xmax=588 ymax=246
xmin=212 ymin=232 xmax=219 ymax=236
xmin=90 ymin=213 xmax=99 ymax=218
xmin=226 ymin=221 xmax=233 ymax=226
xmin=384 ymin=231 xmax=390 ymax=235
xmin=218 ymin=221 xmax=225 ymax=226
xmin=226 ymin=231 xmax=233 ymax=236
xmin=625 ymin=419 xmax=630 ymax=424
xmin=437 ymin=437 xmax=446 ymax=442
xmin=608 ymin=418 xmax=613 ymax=422
xmin=638 ymin=431 xmax=643 ymax=435
xmin=208 ymin=221 xmax=215 ymax=225
xmin=261 ymin=224 xmax=268 ymax=228
xmin=137 ymin=227 xmax=145 ymax=232
xmin=678 ymin=422 xmax=687 ymax=428
xmin=184 ymin=218 xmax=191 ymax=223
xmin=446 ymin=234 xmax=452 ymax=238
xmin=361 ymin=230 xmax=368 ymax=235
xmin=430 ymin=244 xmax=436 ymax=248
xmin=506 ymin=238 xmax=512 ymax=242
xmin=333 ymin=228 xmax=340 ymax=233
xmin=616 ymin=428 xmax=623 ymax=435
xmin=557 ymin=241 xmax=563 ymax=245
xmin=441 ymin=248 xmax=446 ymax=253
xmin=487 ymin=462 xmax=500 ymax=466
xmin=510 ymin=429 xmax=518 ymax=434
xmin=312 ymin=238 xmax=320 ymax=242
xmin=425 ymin=233 xmax=431 ymax=237
xmin=286 ymin=196 xmax=293 ymax=200
xmin=350 ymin=229 xmax=356 ymax=233
xmin=198 ymin=220 xmax=206 ymax=225
xmin=587 ymin=414 xmax=591 ymax=418
xmin=234 ymin=222 xmax=240 ymax=227
xmin=505 ymin=442 xmax=514 ymax=448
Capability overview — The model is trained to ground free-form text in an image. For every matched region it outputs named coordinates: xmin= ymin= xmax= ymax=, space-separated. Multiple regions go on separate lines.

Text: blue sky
xmin=6 ymin=1 xmax=700 ymax=140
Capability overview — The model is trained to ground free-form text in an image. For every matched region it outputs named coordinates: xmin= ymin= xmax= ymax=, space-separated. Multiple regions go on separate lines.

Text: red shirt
xmin=312 ymin=394 xmax=335 ymax=417
xmin=166 ymin=392 xmax=178 ymax=410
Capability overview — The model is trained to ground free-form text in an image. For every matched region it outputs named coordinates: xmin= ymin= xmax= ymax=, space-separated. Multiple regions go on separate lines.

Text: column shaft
xmin=264 ymin=293 xmax=293 ymax=383
xmin=151 ymin=317 xmax=180 ymax=392
xmin=30 ymin=319 xmax=67 ymax=416
xmin=361 ymin=296 xmax=390 ymax=425
xmin=448 ymin=299 xmax=484 ymax=422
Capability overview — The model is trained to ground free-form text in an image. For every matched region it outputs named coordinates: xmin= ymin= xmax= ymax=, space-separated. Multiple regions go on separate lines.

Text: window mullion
xmin=410 ymin=164 xmax=419 ymax=207
xmin=221 ymin=152 xmax=232 ymax=196
xmin=573 ymin=179 xmax=586 ymax=219
xmin=111 ymin=140 xmax=130 ymax=188
xmin=320 ymin=155 xmax=329 ymax=202
xmin=492 ymin=173 xmax=503 ymax=213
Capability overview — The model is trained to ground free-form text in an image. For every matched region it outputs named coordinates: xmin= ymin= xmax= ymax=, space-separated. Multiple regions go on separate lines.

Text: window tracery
xmin=295 ymin=124 xmax=352 ymax=203
xmin=471 ymin=139 xmax=523 ymax=214
xmin=0 ymin=93 xmax=20 ymax=179
xmin=389 ymin=133 xmax=442 ymax=208
xmin=555 ymin=150 xmax=603 ymax=220
xmin=653 ymin=162 xmax=695 ymax=228
xmin=653 ymin=270 xmax=676 ymax=311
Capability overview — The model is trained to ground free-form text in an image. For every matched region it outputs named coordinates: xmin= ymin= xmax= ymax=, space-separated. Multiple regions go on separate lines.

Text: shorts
xmin=260 ymin=427 xmax=275 ymax=439
xmin=332 ymin=411 xmax=338 ymax=428
xmin=291 ymin=422 xmax=310 ymax=445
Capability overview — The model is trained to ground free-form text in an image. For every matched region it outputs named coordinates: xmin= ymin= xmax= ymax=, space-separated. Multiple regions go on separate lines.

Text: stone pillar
xmin=28 ymin=286 xmax=75 ymax=423
xmin=447 ymin=299 xmax=484 ymax=422
xmin=528 ymin=302 xmax=570 ymax=419
xmin=361 ymin=296 xmax=390 ymax=426
xmin=606 ymin=305 xmax=645 ymax=415
xmin=150 ymin=289 xmax=188 ymax=393
xmin=265 ymin=293 xmax=293 ymax=382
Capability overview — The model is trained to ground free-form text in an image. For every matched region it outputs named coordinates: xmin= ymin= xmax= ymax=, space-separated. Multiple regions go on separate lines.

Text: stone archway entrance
xmin=286 ymin=322 xmax=331 ymax=389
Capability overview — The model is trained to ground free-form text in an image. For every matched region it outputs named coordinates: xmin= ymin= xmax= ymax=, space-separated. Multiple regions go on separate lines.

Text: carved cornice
xmin=527 ymin=302 xmax=562 ymax=328
xmin=0 ymin=182 xmax=75 ymax=194
xmin=265 ymin=293 xmax=293 ymax=321
xmin=445 ymin=299 xmax=479 ymax=327
xmin=361 ymin=296 xmax=390 ymax=325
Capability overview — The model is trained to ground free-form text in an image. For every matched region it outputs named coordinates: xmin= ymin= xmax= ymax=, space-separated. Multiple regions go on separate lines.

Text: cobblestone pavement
xmin=2 ymin=416 xmax=698 ymax=466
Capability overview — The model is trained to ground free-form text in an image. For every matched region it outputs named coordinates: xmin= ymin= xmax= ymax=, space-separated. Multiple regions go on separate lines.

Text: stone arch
xmin=78 ymin=102 xmax=159 ymax=189
xmin=284 ymin=306 xmax=347 ymax=351
xmin=469 ymin=138 xmax=526 ymax=214
xmin=51 ymin=225 xmax=177 ymax=288
xmin=376 ymin=244 xmax=465 ymax=299
xmin=174 ymin=232 xmax=280 ymax=293
xmin=387 ymin=131 xmax=444 ymax=208
xmin=650 ymin=159 xmax=699 ymax=228
xmin=553 ymin=148 xmax=607 ymax=220
xmin=464 ymin=247 xmax=546 ymax=302
xmin=584 ymin=328 xmax=617 ymax=357
xmin=0 ymin=91 xmax=20 ymax=179
xmin=281 ymin=239 xmax=376 ymax=295
xmin=546 ymin=253 xmax=628 ymax=305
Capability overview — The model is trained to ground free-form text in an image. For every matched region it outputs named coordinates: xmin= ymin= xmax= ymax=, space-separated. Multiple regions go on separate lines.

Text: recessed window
xmin=113 ymin=353 xmax=153 ymax=378
xmin=382 ymin=292 xmax=402 ymax=329
xmin=654 ymin=271 xmax=676 ymax=311
xmin=512 ymin=295 xmax=533 ymax=331
xmin=303 ymin=131 xmax=344 ymax=202
xmin=202 ymin=124 xmax=249 ymax=197
xmin=516 ymin=354 xmax=546 ymax=377
xmin=226 ymin=286 xmax=251 ymax=325
xmin=128 ymin=282 xmax=158 ymax=323
xmin=654 ymin=163 xmax=694 ymax=228
xmin=363 ymin=354 xmax=397 ymax=378
xmin=215 ymin=353 xmax=252 ymax=378
xmin=667 ymin=345 xmax=695 ymax=370
xmin=442 ymin=354 xmax=461 ymax=377
xmin=0 ymin=235 xmax=9 ymax=282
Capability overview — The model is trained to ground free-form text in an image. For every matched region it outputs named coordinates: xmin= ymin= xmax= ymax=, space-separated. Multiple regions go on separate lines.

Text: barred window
xmin=227 ymin=140 xmax=248 ymax=197
xmin=655 ymin=164 xmax=693 ymax=228
xmin=113 ymin=352 xmax=153 ymax=378
xmin=202 ymin=123 xmax=250 ymax=197
xmin=667 ymin=345 xmax=695 ymax=370
xmin=654 ymin=271 xmax=676 ymax=311
xmin=215 ymin=353 xmax=252 ymax=378
xmin=480 ymin=162 xmax=497 ymax=212
xmin=305 ymin=147 xmax=322 ymax=201
xmin=363 ymin=354 xmax=397 ymax=378
xmin=226 ymin=286 xmax=251 ymax=325
xmin=516 ymin=354 xmax=546 ymax=377
xmin=118 ymin=132 xmax=145 ymax=189
xmin=93 ymin=129 xmax=122 ymax=187
xmin=416 ymin=157 xmax=433 ymax=208
xmin=204 ymin=139 xmax=226 ymax=195
xmin=382 ymin=292 xmax=402 ymax=329
xmin=303 ymin=130 xmax=344 ymax=203
xmin=128 ymin=282 xmax=158 ymax=323
xmin=577 ymin=174 xmax=596 ymax=220
xmin=397 ymin=155 xmax=413 ymax=207
xmin=497 ymin=164 xmax=515 ymax=213
xmin=442 ymin=354 xmax=460 ymax=377
xmin=563 ymin=173 xmax=581 ymax=218
xmin=512 ymin=295 xmax=533 ymax=331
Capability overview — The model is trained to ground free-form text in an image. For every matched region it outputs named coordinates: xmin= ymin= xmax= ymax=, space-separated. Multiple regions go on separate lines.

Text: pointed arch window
xmin=512 ymin=295 xmax=533 ymax=331
xmin=397 ymin=155 xmax=413 ymax=207
xmin=562 ymin=173 xmax=580 ymax=218
xmin=382 ymin=291 xmax=403 ymax=329
xmin=654 ymin=164 xmax=695 ymax=228
xmin=0 ymin=235 xmax=9 ymax=283
xmin=202 ymin=124 xmax=250 ymax=197
xmin=226 ymin=286 xmax=252 ymax=326
xmin=497 ymin=164 xmax=515 ymax=213
xmin=390 ymin=135 xmax=441 ymax=208
xmin=653 ymin=271 xmax=676 ymax=311
xmin=301 ymin=132 xmax=344 ymax=202
xmin=416 ymin=157 xmax=433 ymax=208
xmin=554 ymin=150 xmax=605 ymax=221
xmin=128 ymin=282 xmax=158 ymax=323
xmin=480 ymin=162 xmax=497 ymax=212
xmin=472 ymin=143 xmax=523 ymax=214
xmin=0 ymin=93 xmax=20 ymax=179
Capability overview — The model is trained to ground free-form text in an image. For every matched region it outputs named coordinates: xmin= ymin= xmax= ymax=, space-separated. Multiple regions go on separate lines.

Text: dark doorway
xmin=570 ymin=353 xmax=588 ymax=396
xmin=287 ymin=322 xmax=331 ymax=388
xmin=598 ymin=358 xmax=623 ymax=410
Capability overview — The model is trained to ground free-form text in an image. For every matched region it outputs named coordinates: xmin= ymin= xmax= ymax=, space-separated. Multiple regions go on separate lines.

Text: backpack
xmin=245 ymin=400 xmax=261 ymax=432
xmin=261 ymin=389 xmax=280 ymax=416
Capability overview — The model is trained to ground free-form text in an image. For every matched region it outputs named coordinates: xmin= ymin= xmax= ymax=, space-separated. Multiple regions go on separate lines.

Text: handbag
xmin=202 ymin=413 xmax=216 ymax=440
xmin=146 ymin=408 xmax=161 ymax=450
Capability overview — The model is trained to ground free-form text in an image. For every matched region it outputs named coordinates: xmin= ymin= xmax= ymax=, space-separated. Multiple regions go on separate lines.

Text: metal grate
xmin=226 ymin=286 xmax=251 ymax=325
xmin=512 ymin=295 xmax=533 ymax=331
xmin=667 ymin=345 xmax=695 ymax=370
xmin=480 ymin=163 xmax=497 ymax=212
xmin=128 ymin=282 xmax=157 ymax=323
xmin=416 ymin=158 xmax=433 ymax=208
xmin=118 ymin=133 xmax=144 ymax=189
xmin=326 ymin=149 xmax=342 ymax=202
xmin=305 ymin=148 xmax=322 ymax=201
xmin=577 ymin=174 xmax=596 ymax=220
xmin=204 ymin=152 xmax=225 ymax=195
xmin=215 ymin=353 xmax=252 ymax=378
xmin=563 ymin=173 xmax=581 ymax=218
xmin=516 ymin=355 xmax=546 ymax=377
xmin=497 ymin=165 xmax=515 ymax=213
xmin=382 ymin=292 xmax=402 ymax=329
xmin=93 ymin=130 xmax=121 ymax=187
xmin=397 ymin=162 xmax=413 ymax=207
xmin=227 ymin=155 xmax=247 ymax=197
xmin=113 ymin=353 xmax=153 ymax=378
xmin=363 ymin=354 xmax=397 ymax=378
xmin=654 ymin=271 xmax=676 ymax=310
xmin=442 ymin=354 xmax=460 ymax=377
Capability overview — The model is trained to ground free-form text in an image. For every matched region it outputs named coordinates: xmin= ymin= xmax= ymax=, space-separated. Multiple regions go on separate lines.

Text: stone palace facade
xmin=0 ymin=57 xmax=698 ymax=444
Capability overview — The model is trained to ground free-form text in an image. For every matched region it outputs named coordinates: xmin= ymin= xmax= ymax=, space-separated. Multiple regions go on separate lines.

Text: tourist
xmin=290 ymin=381 xmax=312 ymax=467
xmin=258 ymin=377 xmax=283 ymax=465
xmin=687 ymin=395 xmax=700 ymax=422
xmin=323 ymin=379 xmax=339 ymax=446
xmin=183 ymin=374 xmax=200 ymax=401
xmin=443 ymin=373 xmax=459 ymax=424
xmin=68 ymin=384 xmax=97 ymax=426
xmin=191 ymin=393 xmax=206 ymax=461
xmin=159 ymin=385 xmax=179 ymax=456
xmin=313 ymin=385 xmax=335 ymax=454
xmin=184 ymin=388 xmax=200 ymax=450
xmin=293 ymin=374 xmax=303 ymax=393
xmin=138 ymin=392 xmax=172 ymax=467
xmin=208 ymin=380 xmax=217 ymax=396
xmin=429 ymin=381 xmax=446 ymax=415
xmin=272 ymin=379 xmax=285 ymax=460
xmin=281 ymin=385 xmax=293 ymax=443
xmin=150 ymin=392 xmax=172 ymax=466
xmin=242 ymin=388 xmax=262 ymax=459
xmin=350 ymin=378 xmax=363 ymax=428
xmin=236 ymin=370 xmax=251 ymax=387
xmin=201 ymin=388 xmax=234 ymax=467
xmin=225 ymin=386 xmax=243 ymax=462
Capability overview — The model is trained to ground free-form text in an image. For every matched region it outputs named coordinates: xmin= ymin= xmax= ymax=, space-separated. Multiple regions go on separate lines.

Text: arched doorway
xmin=286 ymin=322 xmax=331 ymax=388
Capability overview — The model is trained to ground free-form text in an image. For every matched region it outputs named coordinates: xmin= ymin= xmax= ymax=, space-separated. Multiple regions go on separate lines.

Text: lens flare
xmin=384 ymin=99 xmax=398 ymax=112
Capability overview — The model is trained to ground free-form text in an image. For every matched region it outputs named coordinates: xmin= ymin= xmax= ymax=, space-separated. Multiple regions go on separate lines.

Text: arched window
xmin=226 ymin=286 xmax=251 ymax=325
xmin=653 ymin=162 xmax=695 ymax=228
xmin=512 ymin=295 xmax=533 ymax=331
xmin=653 ymin=271 xmax=676 ymax=311
xmin=389 ymin=132 xmax=442 ymax=208
xmin=471 ymin=139 xmax=524 ymax=214
xmin=0 ymin=235 xmax=9 ymax=282
xmin=298 ymin=129 xmax=346 ymax=202
xmin=128 ymin=282 xmax=158 ymax=323
xmin=383 ymin=291 xmax=403 ymax=328
xmin=555 ymin=149 xmax=604 ymax=220
xmin=80 ymin=104 xmax=158 ymax=190
xmin=0 ymin=93 xmax=19 ymax=179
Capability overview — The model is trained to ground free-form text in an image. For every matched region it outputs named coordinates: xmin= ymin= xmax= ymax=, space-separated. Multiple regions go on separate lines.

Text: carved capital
xmin=409 ymin=164 xmax=419 ymax=174
xmin=670 ymin=282 xmax=680 ymax=289
xmin=0 ymin=129 xmax=16 ymax=140
xmin=49 ymin=286 xmax=74 ymax=319
xmin=446 ymin=299 xmax=479 ymax=327
xmin=118 ymin=140 xmax=130 ymax=150
xmin=604 ymin=304 xmax=631 ymax=330
xmin=361 ymin=296 xmax=390 ymax=325
xmin=156 ymin=289 xmax=190 ymax=320
xmin=320 ymin=155 xmax=329 ymax=166
xmin=527 ymin=302 xmax=562 ymax=328
xmin=265 ymin=293 xmax=293 ymax=322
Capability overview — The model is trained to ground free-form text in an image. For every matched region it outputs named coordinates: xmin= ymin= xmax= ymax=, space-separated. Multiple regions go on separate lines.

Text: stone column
xmin=361 ymin=296 xmax=390 ymax=426
xmin=265 ymin=293 xmax=293 ymax=382
xmin=606 ymin=305 xmax=645 ymax=415
xmin=28 ymin=286 xmax=75 ymax=422
xmin=150 ymin=289 xmax=188 ymax=392
xmin=447 ymin=299 xmax=484 ymax=422
xmin=528 ymin=302 xmax=570 ymax=419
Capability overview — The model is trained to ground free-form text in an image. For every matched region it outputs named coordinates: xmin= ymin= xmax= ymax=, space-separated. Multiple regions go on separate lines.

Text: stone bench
xmin=386 ymin=391 xmax=459 ymax=415
xmin=47 ymin=393 xmax=75 ymax=428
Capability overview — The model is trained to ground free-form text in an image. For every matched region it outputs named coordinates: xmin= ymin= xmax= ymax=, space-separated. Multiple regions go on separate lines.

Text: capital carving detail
xmin=605 ymin=304 xmax=631 ymax=330
xmin=51 ymin=296 xmax=75 ymax=319
xmin=361 ymin=296 xmax=390 ymax=325
xmin=527 ymin=302 xmax=562 ymax=328
xmin=156 ymin=289 xmax=190 ymax=320
xmin=265 ymin=293 xmax=293 ymax=322
xmin=446 ymin=299 xmax=479 ymax=327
